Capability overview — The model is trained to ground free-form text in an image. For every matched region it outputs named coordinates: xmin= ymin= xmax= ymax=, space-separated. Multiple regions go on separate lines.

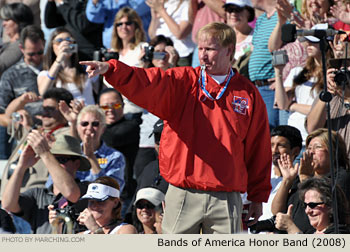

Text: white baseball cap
xmin=224 ymin=0 xmax=253 ymax=7
xmin=80 ymin=183 xmax=120 ymax=201
xmin=134 ymin=187 xmax=165 ymax=206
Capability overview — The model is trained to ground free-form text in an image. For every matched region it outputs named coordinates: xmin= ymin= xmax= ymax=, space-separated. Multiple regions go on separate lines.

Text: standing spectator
xmin=44 ymin=0 xmax=103 ymax=60
xmin=0 ymin=3 xmax=34 ymax=77
xmin=85 ymin=0 xmax=151 ymax=49
xmin=0 ymin=25 xmax=44 ymax=159
xmin=248 ymin=0 xmax=279 ymax=129
xmin=38 ymin=27 xmax=98 ymax=105
xmin=0 ymin=1 xmax=40 ymax=28
xmin=81 ymin=22 xmax=272 ymax=234
xmin=147 ymin=0 xmax=195 ymax=66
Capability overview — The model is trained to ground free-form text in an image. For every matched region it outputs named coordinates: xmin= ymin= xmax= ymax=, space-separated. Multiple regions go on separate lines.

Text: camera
xmin=142 ymin=45 xmax=154 ymax=62
xmin=153 ymin=52 xmax=167 ymax=60
xmin=334 ymin=68 xmax=350 ymax=86
xmin=93 ymin=48 xmax=119 ymax=61
xmin=248 ymin=216 xmax=285 ymax=234
xmin=11 ymin=112 xmax=22 ymax=122
xmin=67 ymin=43 xmax=78 ymax=54
xmin=272 ymin=50 xmax=289 ymax=66
xmin=55 ymin=206 xmax=79 ymax=223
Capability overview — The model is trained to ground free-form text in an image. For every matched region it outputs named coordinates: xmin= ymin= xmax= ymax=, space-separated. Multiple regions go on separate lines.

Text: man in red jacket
xmin=81 ymin=22 xmax=272 ymax=234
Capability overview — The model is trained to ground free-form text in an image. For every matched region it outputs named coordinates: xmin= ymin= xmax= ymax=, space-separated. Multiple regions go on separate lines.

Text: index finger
xmin=79 ymin=61 xmax=97 ymax=66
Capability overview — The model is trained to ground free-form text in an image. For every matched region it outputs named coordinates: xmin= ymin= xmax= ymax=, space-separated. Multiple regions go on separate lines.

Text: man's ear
xmin=19 ymin=44 xmax=25 ymax=54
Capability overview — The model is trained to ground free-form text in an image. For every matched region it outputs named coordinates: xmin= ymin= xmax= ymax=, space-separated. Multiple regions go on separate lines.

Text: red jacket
xmin=104 ymin=60 xmax=272 ymax=202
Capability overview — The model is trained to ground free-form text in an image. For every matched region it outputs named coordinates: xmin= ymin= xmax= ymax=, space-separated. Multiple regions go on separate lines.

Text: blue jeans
xmin=257 ymin=86 xmax=279 ymax=130
xmin=279 ymin=110 xmax=290 ymax=126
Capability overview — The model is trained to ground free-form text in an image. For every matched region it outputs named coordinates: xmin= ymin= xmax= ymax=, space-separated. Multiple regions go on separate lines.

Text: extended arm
xmin=202 ymin=0 xmax=225 ymax=18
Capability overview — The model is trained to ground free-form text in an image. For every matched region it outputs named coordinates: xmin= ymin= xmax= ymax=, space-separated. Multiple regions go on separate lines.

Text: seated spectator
xmin=147 ymin=0 xmax=195 ymax=66
xmin=76 ymin=176 xmax=137 ymax=234
xmin=0 ymin=88 xmax=73 ymax=200
xmin=75 ymin=105 xmax=125 ymax=190
xmin=271 ymin=128 xmax=350 ymax=233
xmin=98 ymin=88 xmax=140 ymax=217
xmin=0 ymin=3 xmax=34 ymax=78
xmin=1 ymin=133 xmax=91 ymax=234
xmin=38 ymin=27 xmax=99 ymax=105
xmin=275 ymin=176 xmax=350 ymax=234
xmin=132 ymin=187 xmax=165 ymax=234
xmin=44 ymin=0 xmax=103 ymax=61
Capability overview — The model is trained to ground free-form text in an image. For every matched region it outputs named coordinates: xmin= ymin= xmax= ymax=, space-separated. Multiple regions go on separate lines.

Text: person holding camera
xmin=37 ymin=27 xmax=98 ymax=105
xmin=274 ymin=24 xmax=335 ymax=148
xmin=1 ymin=133 xmax=91 ymax=234
xmin=306 ymin=56 xmax=350 ymax=160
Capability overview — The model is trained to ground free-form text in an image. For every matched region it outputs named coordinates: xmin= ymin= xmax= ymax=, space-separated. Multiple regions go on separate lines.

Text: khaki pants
xmin=161 ymin=184 xmax=242 ymax=234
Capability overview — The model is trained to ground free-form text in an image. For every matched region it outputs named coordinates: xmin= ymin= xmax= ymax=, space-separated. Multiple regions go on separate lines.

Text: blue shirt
xmin=248 ymin=12 xmax=278 ymax=82
xmin=86 ymin=0 xmax=151 ymax=48
xmin=45 ymin=142 xmax=125 ymax=192
xmin=76 ymin=142 xmax=126 ymax=191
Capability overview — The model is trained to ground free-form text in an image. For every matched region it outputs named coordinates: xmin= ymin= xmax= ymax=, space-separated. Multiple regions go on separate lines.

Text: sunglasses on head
xmin=54 ymin=37 xmax=74 ymax=44
xmin=135 ymin=201 xmax=155 ymax=210
xmin=56 ymin=156 xmax=78 ymax=164
xmin=27 ymin=50 xmax=44 ymax=56
xmin=225 ymin=5 xmax=244 ymax=13
xmin=303 ymin=202 xmax=324 ymax=209
xmin=116 ymin=21 xmax=134 ymax=27
xmin=100 ymin=103 xmax=122 ymax=111
xmin=80 ymin=121 xmax=100 ymax=127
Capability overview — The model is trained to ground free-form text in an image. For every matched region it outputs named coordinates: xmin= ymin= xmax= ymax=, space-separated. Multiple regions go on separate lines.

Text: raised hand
xmin=80 ymin=61 xmax=110 ymax=78
xmin=299 ymin=150 xmax=314 ymax=181
xmin=277 ymin=153 xmax=298 ymax=182
xmin=275 ymin=204 xmax=300 ymax=233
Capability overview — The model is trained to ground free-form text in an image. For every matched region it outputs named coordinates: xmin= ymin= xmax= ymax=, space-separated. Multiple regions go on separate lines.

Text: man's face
xmin=54 ymin=155 xmax=80 ymax=177
xmin=198 ymin=33 xmax=234 ymax=75
xmin=271 ymin=136 xmax=294 ymax=167
xmin=20 ymin=39 xmax=45 ymax=67
xmin=41 ymin=98 xmax=66 ymax=130
xmin=77 ymin=112 xmax=105 ymax=145
xmin=99 ymin=92 xmax=123 ymax=125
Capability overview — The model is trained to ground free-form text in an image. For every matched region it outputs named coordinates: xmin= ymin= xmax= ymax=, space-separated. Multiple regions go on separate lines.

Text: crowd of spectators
xmin=1 ymin=0 xmax=350 ymax=235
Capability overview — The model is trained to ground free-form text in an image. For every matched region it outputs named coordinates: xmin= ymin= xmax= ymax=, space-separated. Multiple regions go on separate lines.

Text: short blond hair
xmin=197 ymin=22 xmax=236 ymax=61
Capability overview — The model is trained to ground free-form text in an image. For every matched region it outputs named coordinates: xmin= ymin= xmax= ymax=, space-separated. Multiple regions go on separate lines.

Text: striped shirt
xmin=248 ymin=12 xmax=278 ymax=82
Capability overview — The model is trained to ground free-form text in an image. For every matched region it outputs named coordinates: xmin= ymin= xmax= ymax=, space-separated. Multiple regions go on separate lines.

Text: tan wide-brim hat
xmin=50 ymin=135 xmax=91 ymax=171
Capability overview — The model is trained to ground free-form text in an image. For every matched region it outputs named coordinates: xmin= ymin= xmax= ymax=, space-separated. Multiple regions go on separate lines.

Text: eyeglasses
xmin=307 ymin=144 xmax=326 ymax=152
xmin=56 ymin=156 xmax=78 ymax=164
xmin=80 ymin=121 xmax=100 ymax=127
xmin=54 ymin=37 xmax=75 ymax=44
xmin=26 ymin=50 xmax=44 ymax=56
xmin=135 ymin=201 xmax=155 ymax=210
xmin=225 ymin=5 xmax=244 ymax=13
xmin=116 ymin=21 xmax=134 ymax=27
xmin=42 ymin=106 xmax=57 ymax=114
xmin=303 ymin=202 xmax=324 ymax=209
xmin=100 ymin=103 xmax=122 ymax=111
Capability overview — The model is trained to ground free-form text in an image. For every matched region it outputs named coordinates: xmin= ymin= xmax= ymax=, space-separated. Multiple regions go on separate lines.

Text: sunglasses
xmin=116 ymin=21 xmax=134 ymax=27
xmin=56 ymin=156 xmax=78 ymax=164
xmin=135 ymin=201 xmax=155 ymax=210
xmin=26 ymin=50 xmax=44 ymax=56
xmin=303 ymin=202 xmax=324 ymax=209
xmin=80 ymin=121 xmax=100 ymax=127
xmin=42 ymin=106 xmax=57 ymax=114
xmin=225 ymin=5 xmax=244 ymax=13
xmin=100 ymin=103 xmax=122 ymax=111
xmin=54 ymin=37 xmax=75 ymax=44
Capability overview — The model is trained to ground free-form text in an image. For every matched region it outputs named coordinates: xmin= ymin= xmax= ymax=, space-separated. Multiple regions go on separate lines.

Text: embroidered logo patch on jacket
xmin=232 ymin=96 xmax=249 ymax=115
